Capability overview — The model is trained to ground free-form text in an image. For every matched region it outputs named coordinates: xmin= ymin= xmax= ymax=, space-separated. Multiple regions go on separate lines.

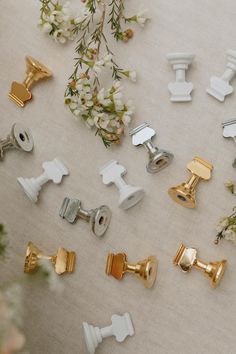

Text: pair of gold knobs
xmin=24 ymin=242 xmax=226 ymax=288
xmin=9 ymin=56 xmax=52 ymax=107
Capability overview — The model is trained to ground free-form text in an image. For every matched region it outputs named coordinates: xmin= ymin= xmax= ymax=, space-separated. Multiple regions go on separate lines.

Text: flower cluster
xmin=66 ymin=77 xmax=135 ymax=146
xmin=215 ymin=207 xmax=236 ymax=245
xmin=224 ymin=180 xmax=236 ymax=195
xmin=39 ymin=1 xmax=79 ymax=43
xmin=64 ymin=0 xmax=149 ymax=146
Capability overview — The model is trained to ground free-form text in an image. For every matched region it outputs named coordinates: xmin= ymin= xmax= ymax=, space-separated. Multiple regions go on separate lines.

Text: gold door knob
xmin=24 ymin=241 xmax=75 ymax=275
xmin=168 ymin=156 xmax=213 ymax=208
xmin=9 ymin=56 xmax=52 ymax=107
xmin=173 ymin=244 xmax=227 ymax=288
xmin=106 ymin=252 xmax=157 ymax=288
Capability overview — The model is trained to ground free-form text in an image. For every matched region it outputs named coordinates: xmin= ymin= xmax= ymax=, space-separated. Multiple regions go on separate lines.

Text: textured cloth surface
xmin=1 ymin=1 xmax=236 ymax=353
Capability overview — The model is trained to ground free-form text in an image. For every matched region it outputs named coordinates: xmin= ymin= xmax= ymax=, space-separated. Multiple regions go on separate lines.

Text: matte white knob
xmin=17 ymin=158 xmax=69 ymax=203
xmin=166 ymin=52 xmax=194 ymax=102
xmin=99 ymin=160 xmax=145 ymax=210
xmin=83 ymin=313 xmax=134 ymax=354
xmin=207 ymin=49 xmax=236 ymax=102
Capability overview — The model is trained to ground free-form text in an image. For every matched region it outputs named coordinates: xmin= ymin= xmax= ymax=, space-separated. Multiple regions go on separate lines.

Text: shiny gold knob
xmin=9 ymin=56 xmax=52 ymax=107
xmin=106 ymin=252 xmax=157 ymax=288
xmin=24 ymin=241 xmax=75 ymax=275
xmin=168 ymin=156 xmax=213 ymax=208
xmin=173 ymin=244 xmax=227 ymax=288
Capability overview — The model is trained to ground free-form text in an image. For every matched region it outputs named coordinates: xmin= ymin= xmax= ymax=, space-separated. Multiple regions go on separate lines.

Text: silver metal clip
xmin=60 ymin=197 xmax=111 ymax=237
xmin=129 ymin=123 xmax=174 ymax=173
xmin=0 ymin=123 xmax=34 ymax=160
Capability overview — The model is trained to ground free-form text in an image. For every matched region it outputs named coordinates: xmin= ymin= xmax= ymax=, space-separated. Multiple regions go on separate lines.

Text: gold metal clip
xmin=24 ymin=241 xmax=75 ymax=275
xmin=173 ymin=244 xmax=227 ymax=288
xmin=9 ymin=56 xmax=52 ymax=107
xmin=106 ymin=252 xmax=157 ymax=288
xmin=168 ymin=156 xmax=213 ymax=208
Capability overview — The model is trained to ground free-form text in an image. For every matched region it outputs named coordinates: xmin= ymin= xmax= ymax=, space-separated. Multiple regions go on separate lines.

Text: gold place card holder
xmin=9 ymin=56 xmax=52 ymax=107
xmin=106 ymin=252 xmax=157 ymax=288
xmin=173 ymin=244 xmax=227 ymax=288
xmin=168 ymin=156 xmax=213 ymax=208
xmin=24 ymin=241 xmax=76 ymax=275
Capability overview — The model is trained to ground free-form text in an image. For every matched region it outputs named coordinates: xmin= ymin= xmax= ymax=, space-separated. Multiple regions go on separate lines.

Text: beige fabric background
xmin=1 ymin=1 xmax=236 ymax=353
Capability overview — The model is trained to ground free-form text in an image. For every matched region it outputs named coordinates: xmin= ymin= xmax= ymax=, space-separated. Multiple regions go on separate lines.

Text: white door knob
xmin=83 ymin=313 xmax=134 ymax=354
xmin=17 ymin=158 xmax=69 ymax=202
xmin=99 ymin=160 xmax=145 ymax=210
xmin=166 ymin=52 xmax=195 ymax=102
xmin=207 ymin=49 xmax=236 ymax=102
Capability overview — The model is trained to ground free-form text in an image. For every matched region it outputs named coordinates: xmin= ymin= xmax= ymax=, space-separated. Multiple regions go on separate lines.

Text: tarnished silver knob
xmin=129 ymin=123 xmax=174 ymax=173
xmin=59 ymin=197 xmax=112 ymax=237
xmin=0 ymin=123 xmax=34 ymax=160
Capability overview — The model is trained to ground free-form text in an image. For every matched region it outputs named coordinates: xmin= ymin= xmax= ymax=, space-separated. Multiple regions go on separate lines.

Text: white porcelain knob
xmin=99 ymin=160 xmax=145 ymax=210
xmin=207 ymin=49 xmax=236 ymax=102
xmin=166 ymin=52 xmax=194 ymax=102
xmin=83 ymin=313 xmax=134 ymax=354
xmin=17 ymin=158 xmax=69 ymax=203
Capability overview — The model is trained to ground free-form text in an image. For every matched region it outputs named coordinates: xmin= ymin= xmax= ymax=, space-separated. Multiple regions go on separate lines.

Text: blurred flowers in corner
xmin=215 ymin=208 xmax=236 ymax=245
xmin=0 ymin=225 xmax=63 ymax=353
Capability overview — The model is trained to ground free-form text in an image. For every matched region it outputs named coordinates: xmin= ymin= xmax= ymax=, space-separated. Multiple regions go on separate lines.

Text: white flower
xmin=136 ymin=8 xmax=150 ymax=27
xmin=122 ymin=114 xmax=132 ymax=126
xmin=42 ymin=22 xmax=53 ymax=33
xmin=93 ymin=60 xmax=104 ymax=74
xmin=39 ymin=1 xmax=79 ymax=44
xmin=103 ymin=53 xmax=113 ymax=68
xmin=128 ymin=70 xmax=137 ymax=82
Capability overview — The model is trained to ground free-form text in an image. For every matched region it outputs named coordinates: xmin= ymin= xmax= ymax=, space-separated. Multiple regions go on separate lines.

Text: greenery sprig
xmin=64 ymin=0 xmax=149 ymax=146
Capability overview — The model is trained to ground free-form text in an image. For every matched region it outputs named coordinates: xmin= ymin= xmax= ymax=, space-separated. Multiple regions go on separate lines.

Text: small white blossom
xmin=128 ymin=70 xmax=137 ymax=82
xmin=39 ymin=1 xmax=79 ymax=44
xmin=136 ymin=8 xmax=150 ymax=27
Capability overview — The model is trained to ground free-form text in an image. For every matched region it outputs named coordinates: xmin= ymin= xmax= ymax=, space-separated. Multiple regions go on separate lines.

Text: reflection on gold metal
xmin=9 ymin=56 xmax=52 ymax=107
xmin=173 ymin=244 xmax=227 ymax=288
xmin=24 ymin=241 xmax=75 ymax=275
xmin=106 ymin=252 xmax=157 ymax=288
xmin=168 ymin=156 xmax=213 ymax=208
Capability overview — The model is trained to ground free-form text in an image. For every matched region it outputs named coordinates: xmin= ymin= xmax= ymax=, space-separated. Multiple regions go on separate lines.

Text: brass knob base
xmin=168 ymin=184 xmax=195 ymax=208
xmin=173 ymin=244 xmax=227 ymax=288
xmin=106 ymin=252 xmax=157 ymax=288
xmin=24 ymin=241 xmax=75 ymax=275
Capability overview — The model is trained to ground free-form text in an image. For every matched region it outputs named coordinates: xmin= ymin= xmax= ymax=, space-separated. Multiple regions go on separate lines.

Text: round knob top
xmin=147 ymin=150 xmax=174 ymax=173
xmin=25 ymin=56 xmax=52 ymax=79
xmin=140 ymin=256 xmax=158 ymax=288
xmin=12 ymin=123 xmax=34 ymax=152
xmin=91 ymin=205 xmax=112 ymax=237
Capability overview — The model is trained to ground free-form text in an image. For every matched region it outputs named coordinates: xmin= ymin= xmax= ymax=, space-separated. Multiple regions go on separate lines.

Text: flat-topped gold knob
xmin=168 ymin=156 xmax=213 ymax=208
xmin=173 ymin=244 xmax=227 ymax=288
xmin=9 ymin=56 xmax=52 ymax=107
xmin=24 ymin=241 xmax=75 ymax=275
xmin=106 ymin=252 xmax=157 ymax=288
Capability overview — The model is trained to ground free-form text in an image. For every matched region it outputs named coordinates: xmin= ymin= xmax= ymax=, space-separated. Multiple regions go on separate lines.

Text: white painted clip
xmin=99 ymin=160 xmax=145 ymax=210
xmin=166 ymin=52 xmax=195 ymax=102
xmin=83 ymin=313 xmax=134 ymax=354
xmin=207 ymin=49 xmax=236 ymax=102
xmin=17 ymin=158 xmax=69 ymax=202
